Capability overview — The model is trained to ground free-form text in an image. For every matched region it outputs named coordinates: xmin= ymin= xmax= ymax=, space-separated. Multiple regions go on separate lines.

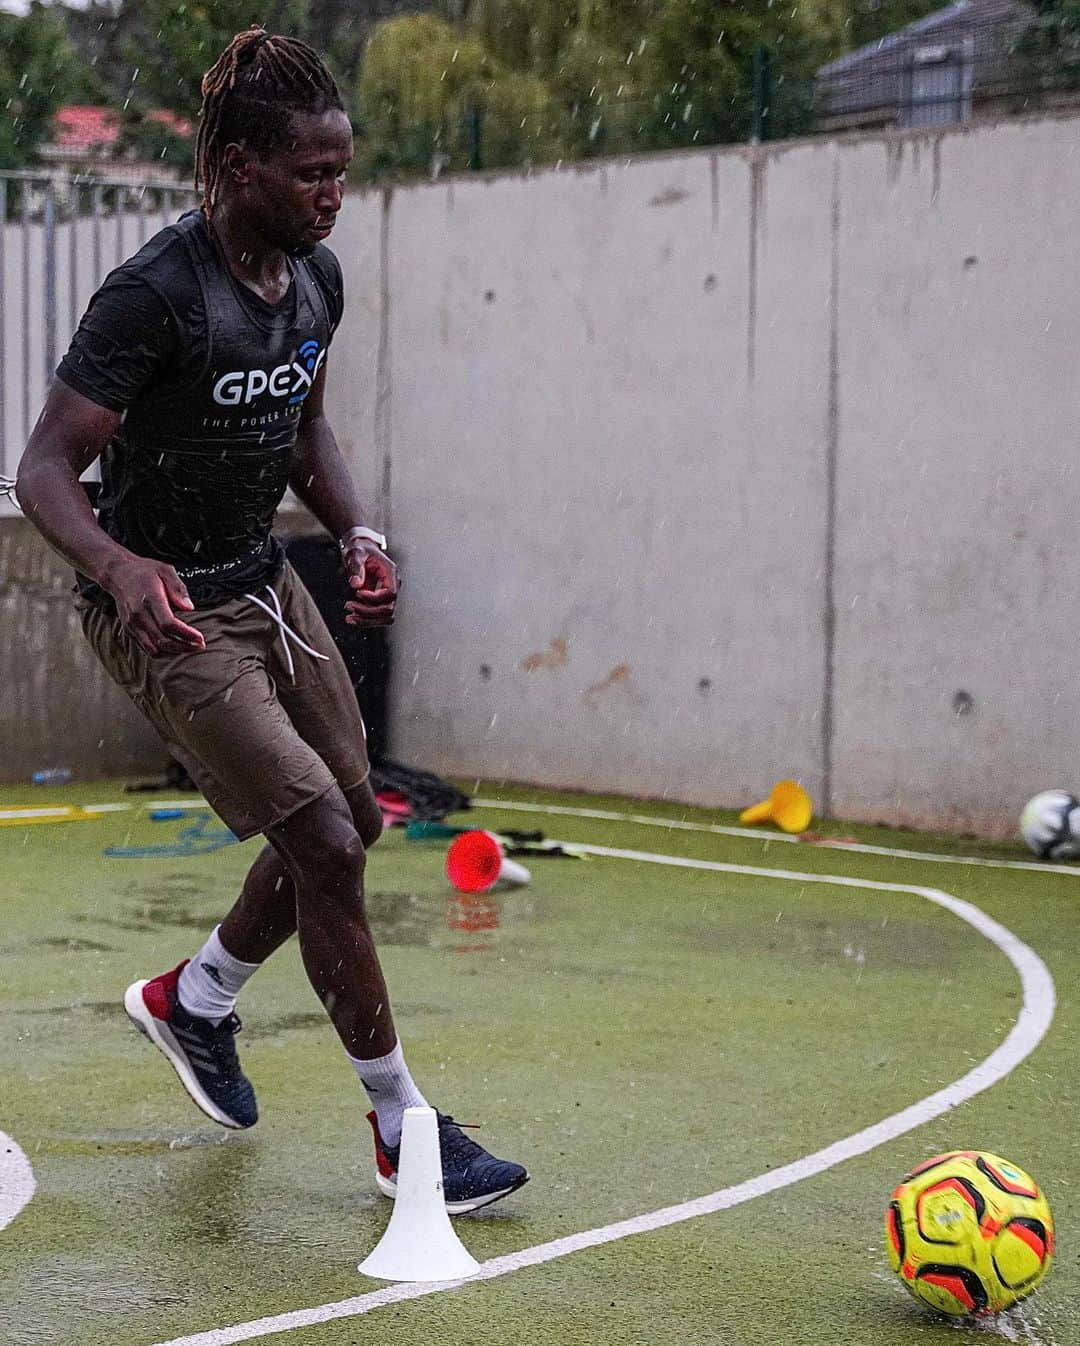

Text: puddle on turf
xmin=33 ymin=1130 xmax=237 ymax=1156
xmin=33 ymin=936 xmax=118 ymax=953
xmin=71 ymin=887 xmax=444 ymax=944
xmin=446 ymin=889 xmax=502 ymax=953
xmin=15 ymin=1000 xmax=125 ymax=1021
xmin=238 ymin=1003 xmax=453 ymax=1038
xmin=74 ymin=904 xmax=219 ymax=934
xmin=165 ymin=1140 xmax=263 ymax=1246
xmin=242 ymin=1010 xmax=328 ymax=1039
xmin=16 ymin=998 xmax=446 ymax=1033
xmin=72 ymin=877 xmax=224 ymax=934
xmin=364 ymin=890 xmax=442 ymax=946
xmin=129 ymin=875 xmax=213 ymax=900
xmin=0 ymin=1256 xmax=182 ymax=1344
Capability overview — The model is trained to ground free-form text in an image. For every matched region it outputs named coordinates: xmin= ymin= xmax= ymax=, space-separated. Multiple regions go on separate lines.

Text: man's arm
xmin=290 ymin=363 xmax=397 ymax=627
xmin=16 ymin=381 xmax=205 ymax=656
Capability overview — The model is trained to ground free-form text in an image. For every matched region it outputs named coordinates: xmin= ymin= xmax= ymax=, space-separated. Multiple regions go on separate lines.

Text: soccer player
xmin=16 ymin=27 xmax=527 ymax=1214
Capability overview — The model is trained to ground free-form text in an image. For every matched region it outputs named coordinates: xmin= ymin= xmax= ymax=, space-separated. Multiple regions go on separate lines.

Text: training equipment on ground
xmin=739 ymin=779 xmax=813 ymax=833
xmin=407 ymin=819 xmax=543 ymax=843
xmin=368 ymin=759 xmax=471 ymax=821
xmin=1019 ymin=790 xmax=1080 ymax=859
xmin=359 ymin=1107 xmax=482 ymax=1281
xmin=408 ymin=818 xmax=588 ymax=859
xmin=445 ymin=831 xmax=531 ymax=893
xmin=107 ymin=811 xmax=238 ymax=859
xmin=886 ymin=1150 xmax=1054 ymax=1318
xmin=0 ymin=803 xmax=130 ymax=828
xmin=366 ymin=1108 xmax=528 ymax=1220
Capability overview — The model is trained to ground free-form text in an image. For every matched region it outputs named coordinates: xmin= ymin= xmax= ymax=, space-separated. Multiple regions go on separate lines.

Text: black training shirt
xmin=57 ymin=209 xmax=343 ymax=606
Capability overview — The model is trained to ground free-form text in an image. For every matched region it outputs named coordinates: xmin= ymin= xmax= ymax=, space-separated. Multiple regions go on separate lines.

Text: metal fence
xmin=0 ymin=172 xmax=198 ymax=505
xmin=357 ymin=20 xmax=1080 ymax=180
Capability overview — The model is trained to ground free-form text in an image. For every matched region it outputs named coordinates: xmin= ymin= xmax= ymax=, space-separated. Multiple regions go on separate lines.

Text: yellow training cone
xmin=739 ymin=780 xmax=813 ymax=834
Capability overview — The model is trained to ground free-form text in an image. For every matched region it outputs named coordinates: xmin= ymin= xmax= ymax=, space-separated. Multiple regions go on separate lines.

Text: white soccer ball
xmin=1019 ymin=790 xmax=1080 ymax=860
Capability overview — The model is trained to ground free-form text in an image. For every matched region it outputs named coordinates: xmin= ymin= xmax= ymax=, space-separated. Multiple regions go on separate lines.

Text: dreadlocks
xmin=195 ymin=26 xmax=344 ymax=213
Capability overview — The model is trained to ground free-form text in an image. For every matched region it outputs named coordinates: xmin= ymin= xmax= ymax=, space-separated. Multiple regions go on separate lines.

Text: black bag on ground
xmin=369 ymin=760 xmax=471 ymax=821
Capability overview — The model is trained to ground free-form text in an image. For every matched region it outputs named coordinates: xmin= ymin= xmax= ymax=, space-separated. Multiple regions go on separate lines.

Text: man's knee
xmin=273 ymin=799 xmax=367 ymax=899
xmin=318 ymin=824 xmax=367 ymax=894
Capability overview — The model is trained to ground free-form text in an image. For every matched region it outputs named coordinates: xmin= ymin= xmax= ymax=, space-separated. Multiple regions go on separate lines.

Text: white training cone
xmin=358 ymin=1107 xmax=481 ymax=1283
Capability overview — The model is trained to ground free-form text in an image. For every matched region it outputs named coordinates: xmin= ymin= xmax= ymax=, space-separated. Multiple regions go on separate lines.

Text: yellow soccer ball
xmin=886 ymin=1151 xmax=1054 ymax=1317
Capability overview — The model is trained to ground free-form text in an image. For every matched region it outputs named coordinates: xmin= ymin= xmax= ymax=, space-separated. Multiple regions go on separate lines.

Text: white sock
xmin=177 ymin=926 xmax=260 ymax=1026
xmin=349 ymin=1040 xmax=427 ymax=1147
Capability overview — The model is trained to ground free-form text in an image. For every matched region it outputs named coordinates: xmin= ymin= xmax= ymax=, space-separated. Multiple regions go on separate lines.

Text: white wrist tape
xmin=339 ymin=525 xmax=387 ymax=551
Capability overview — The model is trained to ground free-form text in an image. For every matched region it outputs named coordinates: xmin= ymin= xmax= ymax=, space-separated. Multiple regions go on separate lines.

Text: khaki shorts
xmin=78 ymin=561 xmax=369 ymax=841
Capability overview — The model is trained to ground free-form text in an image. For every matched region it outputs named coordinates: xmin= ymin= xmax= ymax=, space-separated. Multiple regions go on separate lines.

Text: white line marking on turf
xmin=474 ymin=796 xmax=1080 ymax=875
xmin=0 ymin=1130 xmax=36 ymax=1232
xmin=147 ymin=849 xmax=1055 ymax=1346
xmin=139 ymin=801 xmax=212 ymax=811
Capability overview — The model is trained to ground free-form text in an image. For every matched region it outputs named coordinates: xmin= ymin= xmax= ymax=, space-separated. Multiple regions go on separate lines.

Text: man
xmin=16 ymin=27 xmax=527 ymax=1215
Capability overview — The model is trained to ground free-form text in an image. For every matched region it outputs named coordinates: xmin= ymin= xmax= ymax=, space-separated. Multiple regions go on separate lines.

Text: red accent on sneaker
xmin=142 ymin=960 xmax=189 ymax=1022
xmin=366 ymin=1111 xmax=398 ymax=1179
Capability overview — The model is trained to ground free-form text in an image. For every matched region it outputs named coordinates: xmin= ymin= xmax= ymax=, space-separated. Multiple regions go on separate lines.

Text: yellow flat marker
xmin=0 ymin=803 xmax=132 ymax=828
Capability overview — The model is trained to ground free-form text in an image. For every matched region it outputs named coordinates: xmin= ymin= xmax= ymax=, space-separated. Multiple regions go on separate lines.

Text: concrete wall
xmin=5 ymin=116 xmax=1078 ymax=832
xmin=831 ymin=120 xmax=1080 ymax=833
xmin=0 ymin=519 xmax=164 ymax=781
xmin=0 ymin=513 xmax=323 ymax=785
xmin=325 ymin=113 xmax=1080 ymax=836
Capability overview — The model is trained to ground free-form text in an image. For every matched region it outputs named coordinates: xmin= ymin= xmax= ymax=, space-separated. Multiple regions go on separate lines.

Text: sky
xmin=0 ymin=0 xmax=96 ymax=14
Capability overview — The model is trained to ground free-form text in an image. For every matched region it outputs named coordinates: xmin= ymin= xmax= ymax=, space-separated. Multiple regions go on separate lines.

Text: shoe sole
xmin=375 ymin=1169 xmax=530 ymax=1214
xmin=123 ymin=979 xmax=249 ymax=1131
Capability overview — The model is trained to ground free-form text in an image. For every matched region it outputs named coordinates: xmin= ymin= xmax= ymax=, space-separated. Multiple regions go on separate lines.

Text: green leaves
xmin=1 ymin=0 xmax=960 ymax=180
xmin=0 ymin=5 xmax=75 ymax=169
xmin=355 ymin=14 xmax=565 ymax=174
xmin=123 ymin=1 xmax=311 ymax=122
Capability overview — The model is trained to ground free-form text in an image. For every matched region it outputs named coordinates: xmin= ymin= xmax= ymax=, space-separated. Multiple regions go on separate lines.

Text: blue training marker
xmin=150 ymin=808 xmax=185 ymax=821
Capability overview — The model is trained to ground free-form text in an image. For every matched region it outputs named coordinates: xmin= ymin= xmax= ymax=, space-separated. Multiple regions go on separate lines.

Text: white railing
xmin=0 ymin=171 xmax=199 ymax=506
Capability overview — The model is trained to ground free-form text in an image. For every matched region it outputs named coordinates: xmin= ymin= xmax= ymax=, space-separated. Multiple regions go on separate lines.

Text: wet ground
xmin=1 ymin=781 xmax=1078 ymax=1346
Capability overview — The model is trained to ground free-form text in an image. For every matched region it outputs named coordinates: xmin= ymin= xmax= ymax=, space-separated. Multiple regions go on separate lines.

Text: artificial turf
xmin=1 ymin=779 xmax=1077 ymax=1346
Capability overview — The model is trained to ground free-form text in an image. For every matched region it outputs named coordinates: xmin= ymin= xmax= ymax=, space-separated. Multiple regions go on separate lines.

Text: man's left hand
xmin=342 ymin=542 xmax=398 ymax=627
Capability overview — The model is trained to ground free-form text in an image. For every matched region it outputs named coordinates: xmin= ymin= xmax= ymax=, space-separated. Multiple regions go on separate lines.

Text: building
xmin=814 ymin=0 xmax=1050 ymax=132
xmin=35 ymin=105 xmax=192 ymax=187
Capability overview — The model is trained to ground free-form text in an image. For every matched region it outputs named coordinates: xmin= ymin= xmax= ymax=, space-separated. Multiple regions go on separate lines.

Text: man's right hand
xmin=104 ymin=556 xmax=207 ymax=657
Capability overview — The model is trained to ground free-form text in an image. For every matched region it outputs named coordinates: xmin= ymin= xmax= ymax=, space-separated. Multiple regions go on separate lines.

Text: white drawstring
xmin=243 ymin=585 xmax=330 ymax=681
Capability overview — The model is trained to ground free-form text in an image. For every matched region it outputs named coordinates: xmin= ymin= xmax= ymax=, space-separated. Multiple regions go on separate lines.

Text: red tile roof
xmin=53 ymin=105 xmax=118 ymax=151
xmin=51 ymin=105 xmax=193 ymax=152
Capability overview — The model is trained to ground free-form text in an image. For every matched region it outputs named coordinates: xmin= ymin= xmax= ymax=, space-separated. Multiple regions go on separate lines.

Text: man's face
xmin=243 ymin=108 xmax=354 ymax=258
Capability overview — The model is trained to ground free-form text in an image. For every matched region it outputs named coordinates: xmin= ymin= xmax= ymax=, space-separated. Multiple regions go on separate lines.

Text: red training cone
xmin=445 ymin=830 xmax=530 ymax=894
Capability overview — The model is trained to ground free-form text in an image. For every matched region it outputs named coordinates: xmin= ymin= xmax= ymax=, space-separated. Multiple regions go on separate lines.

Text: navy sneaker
xmin=124 ymin=960 xmax=258 ymax=1130
xmin=367 ymin=1110 xmax=529 ymax=1214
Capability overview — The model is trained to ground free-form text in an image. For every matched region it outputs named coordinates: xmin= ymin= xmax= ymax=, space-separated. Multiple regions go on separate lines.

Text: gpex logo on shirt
xmin=212 ymin=340 xmax=326 ymax=407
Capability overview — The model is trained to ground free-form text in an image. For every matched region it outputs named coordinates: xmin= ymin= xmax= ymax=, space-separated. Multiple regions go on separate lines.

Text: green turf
xmin=1 ymin=780 xmax=1077 ymax=1346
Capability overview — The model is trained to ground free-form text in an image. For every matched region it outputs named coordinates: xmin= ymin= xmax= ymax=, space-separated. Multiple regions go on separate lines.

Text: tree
xmin=845 ymin=0 xmax=951 ymax=51
xmin=0 ymin=4 xmax=75 ymax=171
xmin=54 ymin=1 xmax=145 ymax=106
xmin=33 ymin=0 xmax=970 ymax=185
xmin=647 ymin=0 xmax=825 ymax=142
xmin=1010 ymin=0 xmax=1080 ymax=108
xmin=120 ymin=1 xmax=312 ymax=124
xmin=355 ymin=13 xmax=561 ymax=174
